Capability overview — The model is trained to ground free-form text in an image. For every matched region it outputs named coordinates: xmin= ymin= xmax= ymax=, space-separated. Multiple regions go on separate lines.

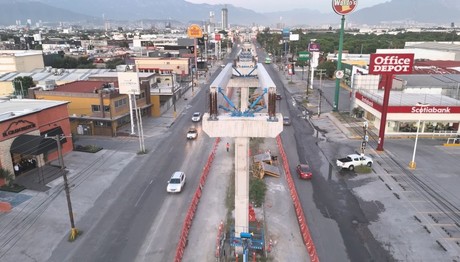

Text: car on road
xmin=186 ymin=127 xmax=198 ymax=139
xmin=283 ymin=116 xmax=291 ymax=126
xmin=336 ymin=154 xmax=373 ymax=171
xmin=167 ymin=171 xmax=186 ymax=193
xmin=276 ymin=93 xmax=282 ymax=100
xmin=296 ymin=164 xmax=312 ymax=180
xmin=191 ymin=112 xmax=202 ymax=122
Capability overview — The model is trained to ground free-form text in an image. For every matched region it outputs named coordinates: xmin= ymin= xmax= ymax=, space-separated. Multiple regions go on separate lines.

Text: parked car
xmin=336 ymin=154 xmax=373 ymax=171
xmin=166 ymin=171 xmax=186 ymax=193
xmin=191 ymin=112 xmax=202 ymax=122
xmin=296 ymin=163 xmax=312 ymax=180
xmin=186 ymin=127 xmax=198 ymax=139
xmin=283 ymin=116 xmax=291 ymax=126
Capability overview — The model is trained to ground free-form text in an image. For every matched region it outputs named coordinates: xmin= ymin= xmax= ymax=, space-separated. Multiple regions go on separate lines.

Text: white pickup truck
xmin=336 ymin=154 xmax=373 ymax=171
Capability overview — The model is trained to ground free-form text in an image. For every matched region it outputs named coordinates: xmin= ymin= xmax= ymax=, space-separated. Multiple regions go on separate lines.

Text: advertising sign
xmin=282 ymin=28 xmax=290 ymax=40
xmin=332 ymin=0 xmax=358 ymax=15
xmin=187 ymin=24 xmax=203 ymax=38
xmin=118 ymin=72 xmax=140 ymax=95
xmin=289 ymin=34 xmax=299 ymax=41
xmin=369 ymin=53 xmax=414 ymax=75
xmin=308 ymin=42 xmax=320 ymax=52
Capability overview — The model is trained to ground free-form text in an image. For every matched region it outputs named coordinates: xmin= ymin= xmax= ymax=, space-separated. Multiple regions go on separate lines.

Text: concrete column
xmin=235 ymin=137 xmax=249 ymax=236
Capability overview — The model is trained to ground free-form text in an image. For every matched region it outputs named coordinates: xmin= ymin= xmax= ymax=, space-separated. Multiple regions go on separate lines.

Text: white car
xmin=167 ymin=171 xmax=186 ymax=193
xmin=191 ymin=112 xmax=202 ymax=122
xmin=186 ymin=127 xmax=198 ymax=139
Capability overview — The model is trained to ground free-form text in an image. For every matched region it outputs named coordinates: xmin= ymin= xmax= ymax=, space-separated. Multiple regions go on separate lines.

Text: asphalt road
xmin=48 ymin=79 xmax=216 ymax=262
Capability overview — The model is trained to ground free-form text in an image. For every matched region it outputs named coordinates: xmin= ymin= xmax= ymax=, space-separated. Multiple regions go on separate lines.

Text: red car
xmin=296 ymin=164 xmax=312 ymax=180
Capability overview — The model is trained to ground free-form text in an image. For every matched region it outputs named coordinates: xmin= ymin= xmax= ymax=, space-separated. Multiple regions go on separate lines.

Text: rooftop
xmin=55 ymin=80 xmax=119 ymax=93
xmin=0 ymin=99 xmax=68 ymax=122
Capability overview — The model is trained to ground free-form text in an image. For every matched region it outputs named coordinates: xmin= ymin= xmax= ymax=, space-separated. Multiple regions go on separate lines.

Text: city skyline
xmin=185 ymin=0 xmax=389 ymax=13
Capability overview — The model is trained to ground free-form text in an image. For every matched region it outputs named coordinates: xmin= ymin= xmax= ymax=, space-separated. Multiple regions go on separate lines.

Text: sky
xmin=186 ymin=0 xmax=389 ymax=13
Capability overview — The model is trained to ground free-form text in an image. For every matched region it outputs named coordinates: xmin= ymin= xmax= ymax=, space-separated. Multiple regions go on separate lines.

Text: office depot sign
xmin=369 ymin=53 xmax=414 ymax=75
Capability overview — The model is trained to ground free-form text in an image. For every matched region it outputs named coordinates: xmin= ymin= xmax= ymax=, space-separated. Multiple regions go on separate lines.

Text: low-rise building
xmin=33 ymin=80 xmax=151 ymax=136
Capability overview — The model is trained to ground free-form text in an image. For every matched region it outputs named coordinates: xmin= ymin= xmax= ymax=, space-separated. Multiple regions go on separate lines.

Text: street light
xmin=409 ymin=102 xmax=430 ymax=169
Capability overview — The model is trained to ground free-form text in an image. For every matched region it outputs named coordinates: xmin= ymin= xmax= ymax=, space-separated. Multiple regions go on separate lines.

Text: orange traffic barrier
xmin=0 ymin=202 xmax=12 ymax=212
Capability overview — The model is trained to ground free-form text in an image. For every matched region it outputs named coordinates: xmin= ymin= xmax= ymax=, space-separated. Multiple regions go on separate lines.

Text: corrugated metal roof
xmin=361 ymin=90 xmax=460 ymax=107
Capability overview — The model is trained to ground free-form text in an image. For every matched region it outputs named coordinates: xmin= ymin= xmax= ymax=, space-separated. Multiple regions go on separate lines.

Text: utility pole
xmin=362 ymin=121 xmax=368 ymax=155
xmin=317 ymin=69 xmax=326 ymax=117
xmin=54 ymin=135 xmax=79 ymax=241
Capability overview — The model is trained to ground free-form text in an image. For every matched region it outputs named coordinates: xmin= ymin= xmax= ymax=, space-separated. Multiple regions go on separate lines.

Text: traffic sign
xmin=335 ymin=70 xmax=344 ymax=79
xmin=298 ymin=51 xmax=310 ymax=61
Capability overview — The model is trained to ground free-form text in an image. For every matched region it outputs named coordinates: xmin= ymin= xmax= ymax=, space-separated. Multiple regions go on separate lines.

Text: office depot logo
xmin=369 ymin=53 xmax=414 ymax=75
xmin=411 ymin=106 xmax=451 ymax=113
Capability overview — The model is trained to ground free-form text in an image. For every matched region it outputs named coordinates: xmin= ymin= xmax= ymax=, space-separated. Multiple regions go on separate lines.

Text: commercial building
xmin=0 ymin=50 xmax=45 ymax=73
xmin=0 ymin=99 xmax=72 ymax=182
xmin=33 ymin=80 xmax=151 ymax=136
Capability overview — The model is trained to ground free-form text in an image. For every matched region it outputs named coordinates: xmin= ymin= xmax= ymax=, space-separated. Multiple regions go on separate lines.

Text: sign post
xmin=332 ymin=0 xmax=358 ymax=112
xmin=187 ymin=24 xmax=203 ymax=96
xmin=369 ymin=53 xmax=414 ymax=151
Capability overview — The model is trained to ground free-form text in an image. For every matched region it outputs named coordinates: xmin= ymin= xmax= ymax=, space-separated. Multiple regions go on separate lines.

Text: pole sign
xmin=187 ymin=24 xmax=203 ymax=38
xmin=332 ymin=0 xmax=358 ymax=15
xmin=282 ymin=28 xmax=290 ymax=40
xmin=369 ymin=53 xmax=414 ymax=75
xmin=308 ymin=42 xmax=320 ymax=52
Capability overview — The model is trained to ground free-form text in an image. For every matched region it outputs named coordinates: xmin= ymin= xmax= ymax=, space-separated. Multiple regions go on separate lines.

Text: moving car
xmin=296 ymin=163 xmax=312 ymax=180
xmin=276 ymin=93 xmax=282 ymax=100
xmin=186 ymin=127 xmax=198 ymax=139
xmin=336 ymin=154 xmax=373 ymax=171
xmin=167 ymin=171 xmax=186 ymax=193
xmin=191 ymin=112 xmax=202 ymax=122
xmin=283 ymin=116 xmax=291 ymax=126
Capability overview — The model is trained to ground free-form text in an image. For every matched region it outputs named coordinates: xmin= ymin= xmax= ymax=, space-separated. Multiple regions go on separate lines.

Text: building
xmin=221 ymin=6 xmax=228 ymax=31
xmin=33 ymin=80 xmax=151 ymax=136
xmin=351 ymin=74 xmax=460 ymax=137
xmin=0 ymin=50 xmax=45 ymax=73
xmin=0 ymin=99 xmax=72 ymax=182
xmin=0 ymin=68 xmax=114 ymax=97
xmin=134 ymin=57 xmax=190 ymax=76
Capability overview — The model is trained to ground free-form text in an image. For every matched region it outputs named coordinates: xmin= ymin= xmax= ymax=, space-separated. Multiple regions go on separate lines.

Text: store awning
xmin=10 ymin=134 xmax=58 ymax=155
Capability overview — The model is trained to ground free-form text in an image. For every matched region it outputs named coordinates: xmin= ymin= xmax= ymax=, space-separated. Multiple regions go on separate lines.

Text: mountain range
xmin=0 ymin=0 xmax=459 ymax=27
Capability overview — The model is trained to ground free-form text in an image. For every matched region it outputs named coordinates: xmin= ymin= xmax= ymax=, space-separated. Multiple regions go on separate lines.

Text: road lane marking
xmin=135 ymin=179 xmax=154 ymax=207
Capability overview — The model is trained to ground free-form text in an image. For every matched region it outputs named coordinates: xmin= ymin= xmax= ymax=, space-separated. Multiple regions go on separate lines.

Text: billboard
xmin=308 ymin=42 xmax=320 ymax=52
xmin=282 ymin=28 xmax=290 ymax=40
xmin=289 ymin=34 xmax=299 ymax=41
xmin=369 ymin=53 xmax=414 ymax=75
xmin=332 ymin=0 xmax=358 ymax=15
xmin=118 ymin=72 xmax=140 ymax=95
xmin=187 ymin=24 xmax=203 ymax=38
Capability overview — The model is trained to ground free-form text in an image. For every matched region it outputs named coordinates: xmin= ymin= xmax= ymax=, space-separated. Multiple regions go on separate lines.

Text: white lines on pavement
xmin=135 ymin=179 xmax=154 ymax=207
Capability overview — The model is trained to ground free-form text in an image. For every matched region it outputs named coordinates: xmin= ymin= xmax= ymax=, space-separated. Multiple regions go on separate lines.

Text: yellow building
xmin=0 ymin=50 xmax=45 ymax=73
xmin=33 ymin=80 xmax=151 ymax=136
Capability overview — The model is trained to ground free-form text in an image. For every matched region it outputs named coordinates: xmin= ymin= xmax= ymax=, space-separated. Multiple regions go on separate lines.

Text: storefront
xmin=0 ymin=99 xmax=73 ymax=182
xmin=354 ymin=91 xmax=460 ymax=136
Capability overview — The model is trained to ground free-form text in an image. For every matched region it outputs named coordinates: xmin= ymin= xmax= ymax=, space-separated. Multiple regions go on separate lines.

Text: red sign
xmin=369 ymin=53 xmax=414 ymax=75
xmin=332 ymin=0 xmax=358 ymax=15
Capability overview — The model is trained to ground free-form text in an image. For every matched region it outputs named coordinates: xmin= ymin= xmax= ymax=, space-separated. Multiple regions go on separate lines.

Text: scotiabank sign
xmin=355 ymin=92 xmax=460 ymax=113
xmin=369 ymin=53 xmax=414 ymax=75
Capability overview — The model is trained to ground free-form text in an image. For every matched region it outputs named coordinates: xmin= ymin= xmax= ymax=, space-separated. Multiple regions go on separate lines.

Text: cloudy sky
xmin=186 ymin=0 xmax=389 ymax=13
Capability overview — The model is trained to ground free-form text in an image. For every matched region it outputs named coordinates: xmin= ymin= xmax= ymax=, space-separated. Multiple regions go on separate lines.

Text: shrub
xmin=249 ymin=177 xmax=266 ymax=207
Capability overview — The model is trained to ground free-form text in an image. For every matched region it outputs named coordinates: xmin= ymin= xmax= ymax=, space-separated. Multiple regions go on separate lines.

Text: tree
xmin=105 ymin=58 xmax=124 ymax=69
xmin=317 ymin=60 xmax=336 ymax=78
xmin=13 ymin=76 xmax=35 ymax=97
